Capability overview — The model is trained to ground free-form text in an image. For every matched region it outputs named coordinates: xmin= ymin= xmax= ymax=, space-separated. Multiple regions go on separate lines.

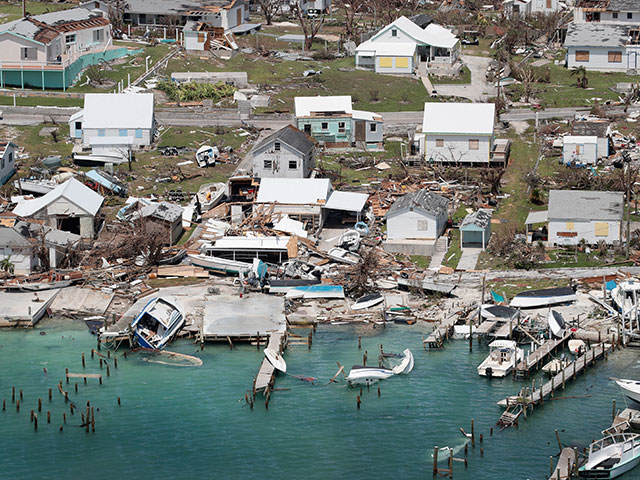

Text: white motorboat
xmin=541 ymin=357 xmax=570 ymax=375
xmin=194 ymin=182 xmax=226 ymax=211
xmin=195 ymin=145 xmax=219 ymax=167
xmin=338 ymin=229 xmax=360 ymax=252
xmin=131 ymin=297 xmax=185 ymax=351
xmin=352 ymin=292 xmax=384 ymax=311
xmin=548 ymin=309 xmax=566 ymax=338
xmin=477 ymin=340 xmax=524 ymax=378
xmin=611 ymin=280 xmax=640 ymax=317
xmin=568 ymin=339 xmax=586 ymax=355
xmin=188 ymin=253 xmax=253 ymax=275
xmin=616 ymin=378 xmax=640 ymax=404
xmin=579 ymin=433 xmax=640 ymax=479
xmin=264 ymin=349 xmax=286 ymax=373
xmin=510 ymin=286 xmax=577 ymax=308
xmin=327 ymin=247 xmax=361 ymax=265
xmin=391 ymin=349 xmax=414 ymax=374
xmin=345 ymin=365 xmax=394 ymax=386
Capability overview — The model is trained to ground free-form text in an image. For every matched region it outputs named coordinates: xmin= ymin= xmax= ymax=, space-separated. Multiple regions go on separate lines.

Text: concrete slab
xmin=457 ymin=248 xmax=482 ymax=271
xmin=50 ymin=287 xmax=114 ymax=316
xmin=384 ymin=238 xmax=436 ymax=256
xmin=0 ymin=289 xmax=60 ymax=326
xmin=202 ymin=294 xmax=286 ymax=337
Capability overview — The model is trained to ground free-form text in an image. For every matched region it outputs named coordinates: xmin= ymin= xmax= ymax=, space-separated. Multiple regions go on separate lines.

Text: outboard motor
xmin=486 ymin=367 xmax=493 ymax=378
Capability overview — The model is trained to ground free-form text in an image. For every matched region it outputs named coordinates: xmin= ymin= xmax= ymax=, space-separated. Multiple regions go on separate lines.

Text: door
xmin=237 ymin=9 xmax=242 ymax=27
xmin=304 ymin=124 xmax=311 ymax=135
xmin=355 ymin=121 xmax=365 ymax=142
xmin=630 ymin=52 xmax=637 ymax=70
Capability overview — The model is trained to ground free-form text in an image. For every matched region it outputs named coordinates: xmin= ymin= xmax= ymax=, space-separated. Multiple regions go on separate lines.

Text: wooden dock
xmin=498 ymin=343 xmax=613 ymax=427
xmin=548 ymin=447 xmax=577 ymax=480
xmin=423 ymin=316 xmax=458 ymax=349
xmin=515 ymin=331 xmax=573 ymax=376
xmin=254 ymin=331 xmax=286 ymax=396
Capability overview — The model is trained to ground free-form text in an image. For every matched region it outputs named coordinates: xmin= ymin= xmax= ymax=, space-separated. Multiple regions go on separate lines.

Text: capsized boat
xmin=264 ymin=349 xmax=286 ymax=373
xmin=548 ymin=309 xmax=566 ymax=338
xmin=327 ymin=247 xmax=361 ymax=265
xmin=615 ymin=379 xmax=640 ymax=404
xmin=579 ymin=433 xmax=640 ymax=479
xmin=568 ymin=339 xmax=586 ymax=355
xmin=611 ymin=280 xmax=640 ymax=317
xmin=510 ymin=286 xmax=577 ymax=308
xmin=352 ymin=292 xmax=384 ymax=311
xmin=131 ymin=297 xmax=185 ymax=350
xmin=477 ymin=340 xmax=524 ymax=378
xmin=481 ymin=304 xmax=518 ymax=320
xmin=345 ymin=365 xmax=394 ymax=386
xmin=389 ymin=349 xmax=414 ymax=374
xmin=338 ymin=229 xmax=360 ymax=252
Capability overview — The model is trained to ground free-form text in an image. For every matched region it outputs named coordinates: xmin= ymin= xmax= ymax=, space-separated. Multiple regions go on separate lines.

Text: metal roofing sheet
xmin=324 ymin=191 xmax=369 ymax=212
xmin=294 ymin=96 xmax=352 ymax=117
xmin=13 ymin=178 xmax=104 ymax=217
xmin=83 ymin=93 xmax=154 ymax=130
xmin=548 ymin=190 xmax=623 ymax=221
xmin=422 ymin=102 xmax=495 ymax=135
xmin=256 ymin=178 xmax=332 ymax=205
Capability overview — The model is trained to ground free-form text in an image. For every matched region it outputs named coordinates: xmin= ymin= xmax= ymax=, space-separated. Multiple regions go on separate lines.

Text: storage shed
xmin=460 ymin=209 xmax=492 ymax=250
xmin=562 ymin=135 xmax=598 ymax=165
xmin=385 ymin=189 xmax=449 ymax=241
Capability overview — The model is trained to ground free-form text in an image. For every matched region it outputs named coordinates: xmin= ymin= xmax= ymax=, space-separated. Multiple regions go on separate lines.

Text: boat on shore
xmin=611 ymin=280 xmax=640 ymax=317
xmin=194 ymin=182 xmax=226 ymax=211
xmin=131 ymin=297 xmax=185 ymax=350
xmin=579 ymin=433 xmax=640 ymax=478
xmin=548 ymin=309 xmax=566 ymax=338
xmin=477 ymin=340 xmax=524 ymax=378
xmin=327 ymin=247 xmax=361 ymax=265
xmin=352 ymin=292 xmax=384 ymax=310
xmin=188 ymin=253 xmax=253 ymax=275
xmin=615 ymin=379 xmax=640 ymax=404
xmin=510 ymin=286 xmax=577 ymax=308
xmin=397 ymin=277 xmax=457 ymax=295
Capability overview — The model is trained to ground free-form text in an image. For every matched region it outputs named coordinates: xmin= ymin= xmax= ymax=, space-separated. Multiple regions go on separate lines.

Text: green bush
xmin=157 ymin=80 xmax=236 ymax=102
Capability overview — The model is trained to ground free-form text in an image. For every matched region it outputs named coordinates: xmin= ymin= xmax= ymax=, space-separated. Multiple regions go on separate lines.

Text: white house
xmin=564 ymin=22 xmax=640 ymax=71
xmin=0 ymin=225 xmax=36 ymax=275
xmin=548 ymin=190 xmax=623 ymax=245
xmin=355 ymin=16 xmax=460 ymax=74
xmin=572 ymin=119 xmax=611 ymax=158
xmin=69 ymin=93 xmax=155 ymax=156
xmin=419 ymin=102 xmax=495 ymax=165
xmin=562 ymin=135 xmax=598 ymax=165
xmin=574 ymin=0 xmax=640 ymax=23
xmin=0 ymin=141 xmax=17 ymax=186
xmin=252 ymin=125 xmax=316 ymax=179
xmin=13 ymin=178 xmax=104 ymax=239
xmin=384 ymin=189 xmax=449 ymax=254
xmin=503 ymin=0 xmax=560 ymax=17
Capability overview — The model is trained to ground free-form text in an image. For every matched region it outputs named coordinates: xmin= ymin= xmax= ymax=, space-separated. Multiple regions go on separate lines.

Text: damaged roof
xmin=138 ymin=201 xmax=183 ymax=223
xmin=460 ymin=209 xmax=492 ymax=230
xmin=564 ymin=23 xmax=628 ymax=48
xmin=572 ymin=121 xmax=610 ymax=138
xmin=252 ymin=125 xmax=315 ymax=156
xmin=548 ymin=190 xmax=623 ymax=221
xmin=386 ymin=189 xmax=449 ymax=218
xmin=0 ymin=225 xmax=31 ymax=248
xmin=609 ymin=0 xmax=640 ymax=11
xmin=13 ymin=178 xmax=104 ymax=218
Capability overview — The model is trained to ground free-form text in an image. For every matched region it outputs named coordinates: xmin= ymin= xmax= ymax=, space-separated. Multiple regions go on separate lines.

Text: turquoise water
xmin=0 ymin=319 xmax=638 ymax=479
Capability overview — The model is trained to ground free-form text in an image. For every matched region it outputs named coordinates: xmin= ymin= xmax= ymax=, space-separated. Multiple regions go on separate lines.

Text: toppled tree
xmin=346 ymin=247 xmax=379 ymax=298
xmin=478 ymin=168 xmax=505 ymax=196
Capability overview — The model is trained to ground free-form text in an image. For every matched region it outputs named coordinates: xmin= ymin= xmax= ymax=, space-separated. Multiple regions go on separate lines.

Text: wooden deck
xmin=423 ymin=315 xmax=459 ymax=349
xmin=475 ymin=320 xmax=497 ymax=335
xmin=548 ymin=447 xmax=577 ymax=480
xmin=515 ymin=331 xmax=573 ymax=376
xmin=254 ymin=332 xmax=286 ymax=394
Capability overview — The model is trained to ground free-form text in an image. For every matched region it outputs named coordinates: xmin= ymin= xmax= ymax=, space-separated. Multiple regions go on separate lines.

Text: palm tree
xmin=570 ymin=66 xmax=589 ymax=88
xmin=0 ymin=256 xmax=14 ymax=275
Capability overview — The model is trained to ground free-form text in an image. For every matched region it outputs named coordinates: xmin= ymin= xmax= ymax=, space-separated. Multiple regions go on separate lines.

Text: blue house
xmin=0 ymin=141 xmax=17 ymax=186
xmin=460 ymin=209 xmax=492 ymax=250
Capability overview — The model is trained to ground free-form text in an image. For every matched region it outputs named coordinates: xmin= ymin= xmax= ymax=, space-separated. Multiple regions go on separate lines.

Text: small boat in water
xmin=510 ymin=286 xmax=577 ymax=308
xmin=264 ymin=349 xmax=286 ymax=373
xmin=327 ymin=247 xmax=361 ymax=265
xmin=352 ymin=292 xmax=384 ymax=311
xmin=345 ymin=365 xmax=395 ymax=386
xmin=131 ymin=297 xmax=185 ymax=350
xmin=548 ymin=309 xmax=566 ymax=338
xmin=615 ymin=379 xmax=640 ymax=404
xmin=579 ymin=433 xmax=640 ymax=479
xmin=568 ymin=339 xmax=586 ymax=355
xmin=477 ymin=340 xmax=524 ymax=378
xmin=541 ymin=357 xmax=570 ymax=375
xmin=390 ymin=349 xmax=414 ymax=374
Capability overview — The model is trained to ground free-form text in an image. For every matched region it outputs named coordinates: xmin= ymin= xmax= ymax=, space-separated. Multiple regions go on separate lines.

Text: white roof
xmin=210 ymin=236 xmax=291 ymax=249
xmin=525 ymin=210 xmax=548 ymax=225
xmin=69 ymin=110 xmax=83 ymax=123
xmin=13 ymin=178 xmax=104 ymax=217
xmin=366 ymin=16 xmax=458 ymax=50
xmin=563 ymin=135 xmax=598 ymax=144
xmin=83 ymin=93 xmax=154 ymax=130
xmin=355 ymin=40 xmax=416 ymax=57
xmin=294 ymin=96 xmax=352 ymax=117
xmin=352 ymin=110 xmax=383 ymax=122
xmin=424 ymin=23 xmax=459 ymax=49
xmin=422 ymin=102 xmax=495 ymax=135
xmin=256 ymin=178 xmax=332 ymax=204
xmin=324 ymin=191 xmax=369 ymax=212
xmin=489 ymin=340 xmax=518 ymax=349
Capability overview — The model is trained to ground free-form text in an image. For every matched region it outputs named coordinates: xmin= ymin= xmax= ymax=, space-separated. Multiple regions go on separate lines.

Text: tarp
xmin=606 ymin=280 xmax=617 ymax=291
xmin=491 ymin=290 xmax=506 ymax=303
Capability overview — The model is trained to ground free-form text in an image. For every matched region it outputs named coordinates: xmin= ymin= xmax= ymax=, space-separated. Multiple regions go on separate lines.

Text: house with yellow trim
xmin=547 ymin=190 xmax=623 ymax=246
xmin=355 ymin=16 xmax=459 ymax=74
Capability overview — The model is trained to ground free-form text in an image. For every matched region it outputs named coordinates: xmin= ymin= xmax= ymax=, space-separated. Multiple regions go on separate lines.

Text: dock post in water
xmin=432 ymin=447 xmax=438 ymax=477
xmin=82 ymin=352 xmax=85 ymax=368
xmin=471 ymin=419 xmax=475 ymax=447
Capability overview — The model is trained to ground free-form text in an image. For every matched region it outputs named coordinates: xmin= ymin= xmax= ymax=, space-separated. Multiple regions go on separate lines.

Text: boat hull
xmin=616 ymin=380 xmax=640 ymax=405
xmin=346 ymin=367 xmax=394 ymax=386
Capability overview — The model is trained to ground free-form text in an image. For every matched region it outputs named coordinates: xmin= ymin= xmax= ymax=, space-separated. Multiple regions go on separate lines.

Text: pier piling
xmin=613 ymin=400 xmax=616 ymax=421
xmin=117 ymin=397 xmax=121 ymax=406
xmin=16 ymin=399 xmax=20 ymax=412
xmin=114 ymin=357 xmax=118 ymax=369
xmin=63 ymin=413 xmax=66 ymax=424
xmin=47 ymin=411 xmax=50 ymax=424
xmin=30 ymin=409 xmax=34 ymax=422
xmin=106 ymin=366 xmax=110 ymax=377
xmin=433 ymin=447 xmax=438 ymax=476
xmin=34 ymin=414 xmax=37 ymax=431
xmin=12 ymin=386 xmax=15 ymax=403
xmin=82 ymin=353 xmax=85 ymax=368
xmin=19 ymin=389 xmax=23 ymax=400
xmin=38 ymin=398 xmax=41 ymax=412
xmin=356 ymin=395 xmax=361 ymax=409
xmin=2 ymin=399 xmax=4 ymax=411
xmin=471 ymin=419 xmax=475 ymax=447
xmin=75 ymin=383 xmax=78 ymax=394
xmin=48 ymin=388 xmax=52 ymax=401
xmin=358 ymin=336 xmax=361 ymax=349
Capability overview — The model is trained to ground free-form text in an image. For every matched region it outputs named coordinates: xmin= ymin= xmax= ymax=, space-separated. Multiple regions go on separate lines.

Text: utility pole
xmin=624 ymin=150 xmax=632 ymax=259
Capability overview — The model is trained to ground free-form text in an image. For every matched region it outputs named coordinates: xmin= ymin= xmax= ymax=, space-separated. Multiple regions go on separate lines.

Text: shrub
xmin=157 ymin=80 xmax=236 ymax=102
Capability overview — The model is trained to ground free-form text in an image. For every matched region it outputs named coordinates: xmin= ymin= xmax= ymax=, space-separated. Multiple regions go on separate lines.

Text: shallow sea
xmin=0 ymin=318 xmax=638 ymax=479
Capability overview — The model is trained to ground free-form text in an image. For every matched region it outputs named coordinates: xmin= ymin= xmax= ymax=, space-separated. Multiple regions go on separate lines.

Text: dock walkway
xmin=424 ymin=315 xmax=459 ymax=348
xmin=254 ymin=332 xmax=286 ymax=394
xmin=548 ymin=447 xmax=577 ymax=480
xmin=499 ymin=343 xmax=613 ymax=427
xmin=515 ymin=331 xmax=573 ymax=376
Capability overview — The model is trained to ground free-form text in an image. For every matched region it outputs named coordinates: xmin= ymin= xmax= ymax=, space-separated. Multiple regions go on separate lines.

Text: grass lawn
xmin=0 ymin=1 xmax=71 ymax=23
xmin=409 ymin=255 xmax=431 ymax=269
xmin=513 ymin=62 xmax=640 ymax=108
xmin=541 ymin=249 xmax=632 ymax=269
xmin=10 ymin=125 xmax=74 ymax=162
xmin=461 ymin=38 xmax=494 ymax=57
xmin=429 ymin=66 xmax=471 ymax=85
xmin=165 ymin=54 xmax=429 ymax=112
xmin=442 ymin=229 xmax=462 ymax=269
xmin=68 ymin=43 xmax=173 ymax=94
xmin=0 ymin=95 xmax=83 ymax=107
